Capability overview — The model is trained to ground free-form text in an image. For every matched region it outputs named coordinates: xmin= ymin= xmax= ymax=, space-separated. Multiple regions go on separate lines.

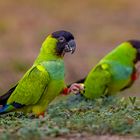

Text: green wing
xmin=7 ymin=65 xmax=50 ymax=105
xmin=84 ymin=64 xmax=112 ymax=99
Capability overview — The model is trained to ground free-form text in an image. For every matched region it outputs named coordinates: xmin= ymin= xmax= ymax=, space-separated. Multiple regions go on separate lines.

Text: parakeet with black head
xmin=71 ymin=40 xmax=140 ymax=99
xmin=0 ymin=30 xmax=76 ymax=116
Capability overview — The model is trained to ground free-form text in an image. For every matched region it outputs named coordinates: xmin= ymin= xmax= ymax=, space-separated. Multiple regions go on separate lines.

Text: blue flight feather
xmin=0 ymin=104 xmax=15 ymax=114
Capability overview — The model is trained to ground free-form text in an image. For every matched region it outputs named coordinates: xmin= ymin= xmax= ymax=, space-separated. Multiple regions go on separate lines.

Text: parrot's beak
xmin=64 ymin=40 xmax=76 ymax=54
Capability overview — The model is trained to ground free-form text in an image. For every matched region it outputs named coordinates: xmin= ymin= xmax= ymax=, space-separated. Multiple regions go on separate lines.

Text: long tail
xmin=0 ymin=85 xmax=17 ymax=105
xmin=67 ymin=77 xmax=86 ymax=88
xmin=0 ymin=102 xmax=25 ymax=115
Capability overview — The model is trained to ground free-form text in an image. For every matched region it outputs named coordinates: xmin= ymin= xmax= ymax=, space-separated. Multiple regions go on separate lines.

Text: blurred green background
xmin=0 ymin=0 xmax=140 ymax=96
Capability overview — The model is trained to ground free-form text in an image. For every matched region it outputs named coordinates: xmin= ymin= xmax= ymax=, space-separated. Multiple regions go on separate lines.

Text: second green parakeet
xmin=70 ymin=40 xmax=140 ymax=99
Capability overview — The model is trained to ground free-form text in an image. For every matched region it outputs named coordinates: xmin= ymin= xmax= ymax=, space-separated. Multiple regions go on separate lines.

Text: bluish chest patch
xmin=42 ymin=60 xmax=65 ymax=80
xmin=108 ymin=61 xmax=133 ymax=81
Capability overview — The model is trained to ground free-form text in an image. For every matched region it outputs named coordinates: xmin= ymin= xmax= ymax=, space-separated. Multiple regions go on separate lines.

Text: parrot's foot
xmin=37 ymin=112 xmax=45 ymax=118
xmin=29 ymin=112 xmax=45 ymax=118
xmin=61 ymin=83 xmax=84 ymax=95
xmin=61 ymin=87 xmax=69 ymax=95
xmin=68 ymin=83 xmax=84 ymax=94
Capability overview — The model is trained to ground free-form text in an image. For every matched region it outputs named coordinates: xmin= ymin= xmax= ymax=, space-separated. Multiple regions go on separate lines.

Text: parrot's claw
xmin=28 ymin=113 xmax=45 ymax=119
xmin=37 ymin=112 xmax=45 ymax=118
xmin=68 ymin=83 xmax=84 ymax=94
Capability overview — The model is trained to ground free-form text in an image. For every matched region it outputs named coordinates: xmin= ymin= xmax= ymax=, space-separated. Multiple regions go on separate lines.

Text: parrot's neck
xmin=103 ymin=42 xmax=137 ymax=66
xmin=116 ymin=42 xmax=137 ymax=63
xmin=34 ymin=36 xmax=63 ymax=64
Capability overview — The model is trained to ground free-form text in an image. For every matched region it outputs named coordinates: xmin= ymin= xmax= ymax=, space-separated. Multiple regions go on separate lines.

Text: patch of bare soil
xmin=46 ymin=133 xmax=139 ymax=140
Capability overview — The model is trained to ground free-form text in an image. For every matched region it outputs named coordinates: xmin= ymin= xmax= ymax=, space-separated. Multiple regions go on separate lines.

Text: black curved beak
xmin=64 ymin=40 xmax=76 ymax=54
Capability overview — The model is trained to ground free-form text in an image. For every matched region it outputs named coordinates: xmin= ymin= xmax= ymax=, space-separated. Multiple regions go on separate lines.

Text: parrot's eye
xmin=58 ymin=36 xmax=65 ymax=43
xmin=65 ymin=44 xmax=69 ymax=48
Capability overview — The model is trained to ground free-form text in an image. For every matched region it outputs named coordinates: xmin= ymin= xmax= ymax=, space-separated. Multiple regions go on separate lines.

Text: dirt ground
xmin=46 ymin=134 xmax=140 ymax=140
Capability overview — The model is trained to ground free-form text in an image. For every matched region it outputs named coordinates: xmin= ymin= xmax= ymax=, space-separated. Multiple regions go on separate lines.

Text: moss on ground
xmin=0 ymin=94 xmax=140 ymax=140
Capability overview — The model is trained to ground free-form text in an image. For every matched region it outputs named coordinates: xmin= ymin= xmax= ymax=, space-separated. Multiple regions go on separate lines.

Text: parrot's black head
xmin=128 ymin=40 xmax=140 ymax=61
xmin=52 ymin=30 xmax=76 ymax=56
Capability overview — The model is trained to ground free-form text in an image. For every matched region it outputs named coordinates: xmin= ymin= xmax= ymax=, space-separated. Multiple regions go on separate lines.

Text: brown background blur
xmin=0 ymin=0 xmax=140 ymax=96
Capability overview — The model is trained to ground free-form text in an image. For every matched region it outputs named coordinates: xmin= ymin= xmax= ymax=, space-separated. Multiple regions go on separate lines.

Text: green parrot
xmin=0 ymin=30 xmax=76 ymax=116
xmin=70 ymin=40 xmax=140 ymax=99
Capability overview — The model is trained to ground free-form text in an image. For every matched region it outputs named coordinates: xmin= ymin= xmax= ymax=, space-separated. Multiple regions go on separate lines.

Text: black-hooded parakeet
xmin=0 ymin=30 xmax=76 ymax=116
